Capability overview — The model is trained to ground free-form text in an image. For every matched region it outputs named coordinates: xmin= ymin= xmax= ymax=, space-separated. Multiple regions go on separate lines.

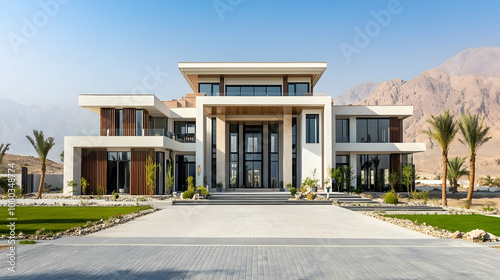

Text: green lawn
xmin=385 ymin=214 xmax=500 ymax=236
xmin=0 ymin=206 xmax=150 ymax=235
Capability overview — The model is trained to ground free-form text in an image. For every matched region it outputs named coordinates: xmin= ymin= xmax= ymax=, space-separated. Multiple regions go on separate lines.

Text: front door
xmin=244 ymin=126 xmax=263 ymax=188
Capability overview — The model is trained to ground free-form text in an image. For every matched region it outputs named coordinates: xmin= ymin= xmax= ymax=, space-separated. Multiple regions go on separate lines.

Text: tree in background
xmin=420 ymin=110 xmax=458 ymax=206
xmin=447 ymin=156 xmax=468 ymax=193
xmin=402 ymin=164 xmax=414 ymax=198
xmin=388 ymin=170 xmax=399 ymax=192
xmin=457 ymin=114 xmax=491 ymax=202
xmin=26 ymin=131 xmax=55 ymax=199
xmin=0 ymin=143 xmax=10 ymax=165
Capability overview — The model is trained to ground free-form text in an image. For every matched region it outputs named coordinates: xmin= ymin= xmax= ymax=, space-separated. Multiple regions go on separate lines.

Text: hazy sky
xmin=1 ymin=0 xmax=500 ymax=105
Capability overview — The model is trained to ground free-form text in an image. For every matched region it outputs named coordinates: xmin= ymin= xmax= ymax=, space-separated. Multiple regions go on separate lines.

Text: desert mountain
xmin=1 ymin=154 xmax=63 ymax=174
xmin=354 ymin=47 xmax=500 ymax=177
xmin=335 ymin=81 xmax=381 ymax=105
xmin=0 ymin=99 xmax=98 ymax=163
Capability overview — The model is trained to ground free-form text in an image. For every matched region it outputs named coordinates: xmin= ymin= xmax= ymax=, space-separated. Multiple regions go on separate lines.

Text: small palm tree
xmin=26 ymin=130 xmax=55 ymax=199
xmin=0 ymin=143 xmax=10 ymax=165
xmin=457 ymin=114 xmax=491 ymax=202
xmin=447 ymin=156 xmax=468 ymax=193
xmin=420 ymin=110 xmax=458 ymax=206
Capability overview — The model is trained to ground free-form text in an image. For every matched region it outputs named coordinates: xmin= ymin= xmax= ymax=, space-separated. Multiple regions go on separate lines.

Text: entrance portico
xmin=195 ymin=96 xmax=333 ymax=191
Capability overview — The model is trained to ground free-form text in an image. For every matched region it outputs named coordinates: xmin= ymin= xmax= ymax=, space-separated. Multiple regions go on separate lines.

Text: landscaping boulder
xmin=465 ymin=229 xmax=486 ymax=242
xmin=451 ymin=231 xmax=462 ymax=239
xmin=484 ymin=232 xmax=498 ymax=241
xmin=294 ymin=192 xmax=303 ymax=199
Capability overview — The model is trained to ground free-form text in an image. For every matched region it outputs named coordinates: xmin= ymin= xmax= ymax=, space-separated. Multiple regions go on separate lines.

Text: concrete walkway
xmin=1 ymin=205 xmax=499 ymax=279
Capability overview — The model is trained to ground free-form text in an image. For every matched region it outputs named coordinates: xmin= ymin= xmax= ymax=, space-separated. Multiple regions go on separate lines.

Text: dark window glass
xmin=336 ymin=119 xmax=349 ymax=143
xmin=306 ymin=114 xmax=319 ymax=143
xmin=226 ymin=86 xmax=240 ymax=96
xmin=356 ymin=119 xmax=367 ymax=143
xmin=367 ymin=119 xmax=378 ymax=143
xmin=199 ymin=83 xmax=220 ymax=96
xmin=254 ymin=86 xmax=266 ymax=96
xmin=379 ymin=119 xmax=390 ymax=143
xmin=267 ymin=86 xmax=281 ymax=96
xmin=288 ymin=83 xmax=309 ymax=96
xmin=115 ymin=109 xmax=123 ymax=136
xmin=292 ymin=118 xmax=297 ymax=188
xmin=136 ymin=109 xmax=143 ymax=136
xmin=356 ymin=154 xmax=390 ymax=192
xmin=212 ymin=118 xmax=216 ymax=188
xmin=229 ymin=124 xmax=239 ymax=188
xmin=356 ymin=118 xmax=390 ymax=143
xmin=174 ymin=121 xmax=196 ymax=142
xmin=241 ymin=86 xmax=253 ymax=96
xmin=107 ymin=151 xmax=130 ymax=195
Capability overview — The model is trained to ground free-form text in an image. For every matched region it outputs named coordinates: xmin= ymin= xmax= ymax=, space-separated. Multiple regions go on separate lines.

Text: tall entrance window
xmin=107 ymin=152 xmax=130 ymax=194
xmin=136 ymin=109 xmax=143 ymax=136
xmin=269 ymin=124 xmax=279 ymax=188
xmin=156 ymin=152 xmax=165 ymax=194
xmin=229 ymin=124 xmax=239 ymax=188
xmin=244 ymin=126 xmax=262 ymax=188
xmin=175 ymin=155 xmax=196 ymax=192
xmin=292 ymin=118 xmax=297 ymax=188
xmin=212 ymin=118 xmax=217 ymax=188
xmin=357 ymin=154 xmax=390 ymax=192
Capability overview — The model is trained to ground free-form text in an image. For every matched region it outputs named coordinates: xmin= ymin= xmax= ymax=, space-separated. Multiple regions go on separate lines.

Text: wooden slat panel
xmin=81 ymin=148 xmax=107 ymax=195
xmin=143 ymin=109 xmax=150 ymax=136
xmin=390 ymin=117 xmax=402 ymax=143
xmin=220 ymin=77 xmax=225 ymax=96
xmin=130 ymin=148 xmax=155 ymax=195
xmin=283 ymin=76 xmax=288 ymax=96
xmin=100 ymin=108 xmax=115 ymax=136
xmin=123 ymin=108 xmax=135 ymax=136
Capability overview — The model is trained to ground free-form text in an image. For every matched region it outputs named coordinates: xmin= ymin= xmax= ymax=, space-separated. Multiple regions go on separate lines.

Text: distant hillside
xmin=1 ymin=154 xmax=63 ymax=174
xmin=335 ymin=81 xmax=381 ymax=105
xmin=0 ymin=99 xmax=98 ymax=162
xmin=353 ymin=47 xmax=500 ymax=176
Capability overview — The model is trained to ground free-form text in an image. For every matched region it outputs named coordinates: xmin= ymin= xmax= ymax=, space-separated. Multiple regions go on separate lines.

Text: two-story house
xmin=63 ymin=62 xmax=425 ymax=195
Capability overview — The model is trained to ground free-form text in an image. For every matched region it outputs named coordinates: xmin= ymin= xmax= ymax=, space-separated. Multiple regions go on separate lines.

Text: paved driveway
xmin=1 ymin=205 xmax=499 ymax=279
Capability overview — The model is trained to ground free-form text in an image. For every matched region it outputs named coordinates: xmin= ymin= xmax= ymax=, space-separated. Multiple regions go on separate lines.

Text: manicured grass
xmin=0 ymin=206 xmax=150 ymax=235
xmin=385 ymin=214 xmax=500 ymax=236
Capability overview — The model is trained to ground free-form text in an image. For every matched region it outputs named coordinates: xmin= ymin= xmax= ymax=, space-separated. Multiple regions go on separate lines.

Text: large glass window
xmin=269 ymin=124 xmax=279 ymax=189
xmin=244 ymin=126 xmax=262 ymax=188
xmin=212 ymin=118 xmax=217 ymax=189
xmin=199 ymin=83 xmax=220 ymax=96
xmin=306 ymin=114 xmax=319 ymax=143
xmin=356 ymin=118 xmax=390 ymax=143
xmin=107 ymin=151 xmax=130 ymax=194
xmin=175 ymin=155 xmax=196 ymax=192
xmin=174 ymin=121 xmax=196 ymax=143
xmin=357 ymin=154 xmax=390 ymax=192
xmin=292 ymin=118 xmax=297 ymax=188
xmin=336 ymin=119 xmax=349 ymax=143
xmin=226 ymin=85 xmax=282 ymax=96
xmin=288 ymin=83 xmax=309 ymax=96
xmin=135 ymin=109 xmax=143 ymax=136
xmin=229 ymin=124 xmax=239 ymax=188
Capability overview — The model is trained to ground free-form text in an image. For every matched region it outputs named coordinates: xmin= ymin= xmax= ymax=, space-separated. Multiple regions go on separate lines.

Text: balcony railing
xmin=71 ymin=129 xmax=195 ymax=143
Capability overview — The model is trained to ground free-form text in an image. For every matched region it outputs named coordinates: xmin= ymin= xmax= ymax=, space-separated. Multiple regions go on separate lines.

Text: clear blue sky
xmin=1 ymin=0 xmax=499 ymax=104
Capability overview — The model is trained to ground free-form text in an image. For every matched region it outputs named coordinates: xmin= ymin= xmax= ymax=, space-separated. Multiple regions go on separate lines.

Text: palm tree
xmin=0 ymin=143 xmax=10 ymax=165
xmin=457 ymin=114 xmax=491 ymax=202
xmin=447 ymin=156 xmax=468 ymax=193
xmin=26 ymin=131 xmax=55 ymax=199
xmin=420 ymin=110 xmax=458 ymax=206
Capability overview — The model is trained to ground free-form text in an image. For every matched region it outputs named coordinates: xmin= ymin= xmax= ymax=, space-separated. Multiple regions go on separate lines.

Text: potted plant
xmin=324 ymin=177 xmax=331 ymax=193
xmin=216 ymin=182 xmax=223 ymax=192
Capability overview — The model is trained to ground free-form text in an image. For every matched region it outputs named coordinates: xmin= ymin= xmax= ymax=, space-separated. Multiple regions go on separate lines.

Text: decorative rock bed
xmin=0 ymin=207 xmax=157 ymax=240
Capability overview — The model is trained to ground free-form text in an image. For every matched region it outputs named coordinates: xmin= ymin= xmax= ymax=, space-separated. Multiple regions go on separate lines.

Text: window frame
xmin=306 ymin=114 xmax=319 ymax=144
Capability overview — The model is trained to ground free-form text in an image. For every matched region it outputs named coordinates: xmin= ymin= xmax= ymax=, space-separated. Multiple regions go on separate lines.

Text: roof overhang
xmin=78 ymin=94 xmax=171 ymax=117
xmin=178 ymin=62 xmax=327 ymax=93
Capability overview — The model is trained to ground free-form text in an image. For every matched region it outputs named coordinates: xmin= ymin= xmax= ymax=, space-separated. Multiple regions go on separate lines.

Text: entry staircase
xmin=172 ymin=191 xmax=445 ymax=212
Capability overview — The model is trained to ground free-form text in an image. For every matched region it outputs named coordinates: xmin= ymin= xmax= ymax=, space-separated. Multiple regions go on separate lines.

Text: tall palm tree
xmin=457 ymin=114 xmax=491 ymax=202
xmin=26 ymin=131 xmax=55 ymax=199
xmin=420 ymin=110 xmax=458 ymax=206
xmin=447 ymin=156 xmax=468 ymax=193
xmin=0 ymin=143 xmax=10 ymax=165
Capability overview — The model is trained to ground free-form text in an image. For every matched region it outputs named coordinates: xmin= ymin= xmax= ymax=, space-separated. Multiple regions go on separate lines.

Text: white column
xmin=195 ymin=102 xmax=205 ymax=186
xmin=216 ymin=115 xmax=226 ymax=188
xmin=349 ymin=116 xmax=356 ymax=143
xmin=283 ymin=112 xmax=292 ymax=188
xmin=350 ymin=152 xmax=357 ymax=189
xmin=323 ymin=103 xmax=333 ymax=188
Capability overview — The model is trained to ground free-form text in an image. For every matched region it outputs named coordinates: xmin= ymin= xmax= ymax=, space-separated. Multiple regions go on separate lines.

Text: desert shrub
xmin=187 ymin=176 xmax=195 ymax=191
xmin=384 ymin=191 xmax=398 ymax=205
xmin=290 ymin=187 xmax=297 ymax=196
xmin=182 ymin=189 xmax=195 ymax=199
xmin=483 ymin=201 xmax=496 ymax=212
xmin=14 ymin=187 xmax=24 ymax=198
xmin=97 ymin=185 xmax=105 ymax=197
xmin=113 ymin=191 xmax=119 ymax=201
xmin=80 ymin=177 xmax=89 ymax=195
xmin=43 ymin=183 xmax=53 ymax=193
xmin=307 ymin=193 xmax=314 ymax=200
xmin=411 ymin=190 xmax=429 ymax=204
xmin=196 ymin=186 xmax=210 ymax=196
xmin=300 ymin=184 xmax=309 ymax=193
xmin=354 ymin=187 xmax=363 ymax=194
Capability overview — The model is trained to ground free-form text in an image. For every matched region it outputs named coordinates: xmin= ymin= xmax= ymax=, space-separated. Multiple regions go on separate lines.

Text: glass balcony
xmin=71 ymin=129 xmax=195 ymax=143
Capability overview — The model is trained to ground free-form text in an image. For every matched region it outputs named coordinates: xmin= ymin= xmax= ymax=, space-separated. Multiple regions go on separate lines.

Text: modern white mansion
xmin=63 ymin=62 xmax=425 ymax=195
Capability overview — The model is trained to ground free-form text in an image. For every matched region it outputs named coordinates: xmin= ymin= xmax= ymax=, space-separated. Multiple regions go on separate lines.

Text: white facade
xmin=63 ymin=62 xmax=425 ymax=195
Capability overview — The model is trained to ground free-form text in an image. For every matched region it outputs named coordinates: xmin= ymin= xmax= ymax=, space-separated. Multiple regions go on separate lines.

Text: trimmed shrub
xmin=307 ymin=193 xmax=314 ymax=200
xmin=384 ymin=191 xmax=398 ymax=205
xmin=196 ymin=186 xmax=210 ymax=197
xmin=290 ymin=187 xmax=297 ymax=197
xmin=182 ymin=189 xmax=195 ymax=199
